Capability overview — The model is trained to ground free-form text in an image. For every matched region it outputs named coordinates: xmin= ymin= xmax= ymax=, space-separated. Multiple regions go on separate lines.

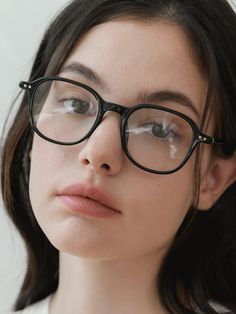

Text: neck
xmin=49 ymin=252 xmax=168 ymax=314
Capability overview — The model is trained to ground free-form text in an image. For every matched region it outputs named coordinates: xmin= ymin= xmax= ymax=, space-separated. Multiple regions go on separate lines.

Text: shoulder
xmin=196 ymin=301 xmax=233 ymax=314
xmin=195 ymin=300 xmax=235 ymax=314
xmin=209 ymin=300 xmax=234 ymax=314
xmin=0 ymin=294 xmax=52 ymax=314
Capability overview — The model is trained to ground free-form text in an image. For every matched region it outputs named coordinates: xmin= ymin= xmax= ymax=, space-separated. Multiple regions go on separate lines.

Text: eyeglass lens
xmin=32 ymin=80 xmax=99 ymax=143
xmin=32 ymin=79 xmax=194 ymax=172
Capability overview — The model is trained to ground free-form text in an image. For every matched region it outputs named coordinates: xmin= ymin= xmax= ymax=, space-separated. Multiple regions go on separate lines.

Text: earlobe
xmin=198 ymin=153 xmax=236 ymax=210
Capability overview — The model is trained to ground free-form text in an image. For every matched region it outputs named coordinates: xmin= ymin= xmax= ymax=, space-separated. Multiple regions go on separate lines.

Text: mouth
xmin=57 ymin=183 xmax=121 ymax=217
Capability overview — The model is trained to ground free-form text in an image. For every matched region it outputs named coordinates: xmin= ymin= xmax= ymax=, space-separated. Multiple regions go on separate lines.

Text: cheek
xmin=28 ymin=136 xmax=77 ymax=250
xmin=30 ymin=138 xmax=53 ymax=191
xmin=120 ymin=164 xmax=195 ymax=256
xmin=29 ymin=136 xmax=66 ymax=218
xmin=29 ymin=138 xmax=50 ymax=220
xmin=29 ymin=134 xmax=71 ymax=187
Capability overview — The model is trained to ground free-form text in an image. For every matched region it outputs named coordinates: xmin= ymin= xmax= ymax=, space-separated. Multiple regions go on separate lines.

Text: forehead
xmin=63 ymin=19 xmax=208 ymax=116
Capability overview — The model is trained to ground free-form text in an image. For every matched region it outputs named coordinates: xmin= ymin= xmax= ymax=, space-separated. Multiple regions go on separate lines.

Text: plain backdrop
xmin=0 ymin=0 xmax=236 ymax=312
xmin=0 ymin=1 xmax=68 ymax=312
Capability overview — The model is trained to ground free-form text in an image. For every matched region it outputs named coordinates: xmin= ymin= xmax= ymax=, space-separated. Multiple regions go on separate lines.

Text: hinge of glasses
xmin=198 ymin=135 xmax=214 ymax=144
xmin=19 ymin=81 xmax=32 ymax=91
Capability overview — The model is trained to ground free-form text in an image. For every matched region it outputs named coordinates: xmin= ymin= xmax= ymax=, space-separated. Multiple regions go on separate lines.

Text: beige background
xmin=0 ymin=0 xmax=235 ymax=312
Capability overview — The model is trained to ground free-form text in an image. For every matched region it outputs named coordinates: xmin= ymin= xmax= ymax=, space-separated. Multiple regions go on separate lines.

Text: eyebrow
xmin=60 ymin=61 xmax=200 ymax=118
xmin=139 ymin=90 xmax=200 ymax=119
xmin=60 ymin=61 xmax=107 ymax=90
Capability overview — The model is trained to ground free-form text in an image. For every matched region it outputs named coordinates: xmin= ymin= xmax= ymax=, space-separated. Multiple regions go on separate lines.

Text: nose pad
xmin=78 ymin=115 xmax=124 ymax=174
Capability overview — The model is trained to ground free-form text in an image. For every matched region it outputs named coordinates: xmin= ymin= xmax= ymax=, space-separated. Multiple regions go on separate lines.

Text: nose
xmin=78 ymin=113 xmax=124 ymax=175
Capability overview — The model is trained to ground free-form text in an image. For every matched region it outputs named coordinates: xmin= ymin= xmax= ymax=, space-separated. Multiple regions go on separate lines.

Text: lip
xmin=57 ymin=183 xmax=121 ymax=217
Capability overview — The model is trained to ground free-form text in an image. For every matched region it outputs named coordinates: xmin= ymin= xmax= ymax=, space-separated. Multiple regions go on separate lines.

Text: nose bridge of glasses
xmin=102 ymin=101 xmax=128 ymax=117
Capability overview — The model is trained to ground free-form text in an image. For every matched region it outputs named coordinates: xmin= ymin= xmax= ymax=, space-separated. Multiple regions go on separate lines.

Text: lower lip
xmin=58 ymin=195 xmax=120 ymax=218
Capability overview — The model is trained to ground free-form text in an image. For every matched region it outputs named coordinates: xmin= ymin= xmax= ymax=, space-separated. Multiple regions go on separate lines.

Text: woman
xmin=1 ymin=0 xmax=236 ymax=313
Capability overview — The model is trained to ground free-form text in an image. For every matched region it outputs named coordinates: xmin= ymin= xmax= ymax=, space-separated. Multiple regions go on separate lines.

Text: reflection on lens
xmin=126 ymin=108 xmax=193 ymax=172
xmin=32 ymin=80 xmax=99 ymax=143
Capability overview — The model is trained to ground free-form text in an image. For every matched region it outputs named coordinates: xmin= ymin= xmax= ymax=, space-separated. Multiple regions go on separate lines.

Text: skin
xmin=28 ymin=20 xmax=235 ymax=314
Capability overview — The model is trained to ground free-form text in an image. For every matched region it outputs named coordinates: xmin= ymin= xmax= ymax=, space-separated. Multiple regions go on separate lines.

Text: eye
xmin=144 ymin=121 xmax=180 ymax=141
xmin=151 ymin=122 xmax=171 ymax=138
xmin=64 ymin=98 xmax=92 ymax=114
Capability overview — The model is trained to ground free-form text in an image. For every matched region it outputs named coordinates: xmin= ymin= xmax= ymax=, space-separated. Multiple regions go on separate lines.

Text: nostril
xmin=83 ymin=159 xmax=90 ymax=165
xmin=82 ymin=158 xmax=111 ymax=171
xmin=101 ymin=163 xmax=110 ymax=170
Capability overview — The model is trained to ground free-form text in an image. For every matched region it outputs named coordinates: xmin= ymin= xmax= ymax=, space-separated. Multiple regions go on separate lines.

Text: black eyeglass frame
xmin=20 ymin=76 xmax=222 ymax=175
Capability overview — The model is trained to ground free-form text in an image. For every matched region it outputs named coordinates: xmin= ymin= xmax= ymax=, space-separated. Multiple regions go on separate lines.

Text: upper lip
xmin=57 ymin=183 xmax=121 ymax=213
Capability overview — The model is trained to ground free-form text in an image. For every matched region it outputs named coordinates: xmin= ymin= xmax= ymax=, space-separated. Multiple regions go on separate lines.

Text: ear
xmin=198 ymin=152 xmax=236 ymax=210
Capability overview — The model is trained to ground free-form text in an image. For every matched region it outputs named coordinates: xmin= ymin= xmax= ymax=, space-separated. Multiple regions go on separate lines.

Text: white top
xmin=1 ymin=294 xmax=51 ymax=314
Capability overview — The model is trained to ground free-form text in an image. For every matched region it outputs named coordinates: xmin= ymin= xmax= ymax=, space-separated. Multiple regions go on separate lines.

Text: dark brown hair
xmin=1 ymin=0 xmax=236 ymax=313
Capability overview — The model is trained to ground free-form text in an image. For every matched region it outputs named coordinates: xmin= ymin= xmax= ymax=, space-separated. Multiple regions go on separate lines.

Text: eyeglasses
xmin=20 ymin=76 xmax=221 ymax=174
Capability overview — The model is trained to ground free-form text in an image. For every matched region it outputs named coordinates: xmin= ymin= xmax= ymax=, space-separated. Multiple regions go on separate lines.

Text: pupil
xmin=152 ymin=123 xmax=168 ymax=138
xmin=70 ymin=99 xmax=89 ymax=114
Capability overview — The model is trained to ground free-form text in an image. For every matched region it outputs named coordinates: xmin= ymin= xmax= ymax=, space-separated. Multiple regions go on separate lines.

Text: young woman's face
xmin=29 ymin=20 xmax=207 ymax=260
